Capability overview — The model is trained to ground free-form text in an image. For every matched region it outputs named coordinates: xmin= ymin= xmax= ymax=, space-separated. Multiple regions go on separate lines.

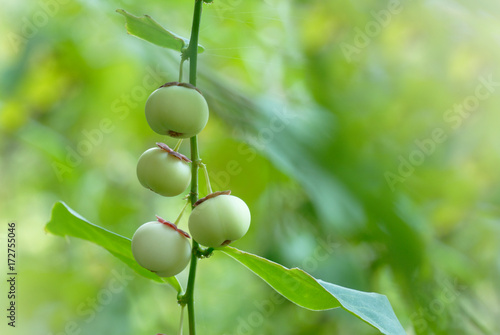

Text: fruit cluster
xmin=131 ymin=82 xmax=251 ymax=277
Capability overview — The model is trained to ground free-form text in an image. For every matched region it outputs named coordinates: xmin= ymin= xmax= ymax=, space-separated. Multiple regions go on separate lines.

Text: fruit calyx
xmin=156 ymin=215 xmax=191 ymax=238
xmin=159 ymin=81 xmax=203 ymax=95
xmin=194 ymin=190 xmax=231 ymax=207
xmin=156 ymin=142 xmax=192 ymax=163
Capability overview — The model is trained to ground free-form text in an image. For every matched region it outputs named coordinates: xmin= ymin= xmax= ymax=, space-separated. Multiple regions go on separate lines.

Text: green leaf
xmin=219 ymin=246 xmax=405 ymax=335
xmin=46 ymin=201 xmax=182 ymax=293
xmin=116 ymin=9 xmax=204 ymax=53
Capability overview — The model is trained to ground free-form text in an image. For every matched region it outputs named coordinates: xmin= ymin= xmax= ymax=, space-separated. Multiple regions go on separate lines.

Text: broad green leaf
xmin=116 ymin=9 xmax=204 ymax=53
xmin=219 ymin=246 xmax=405 ymax=335
xmin=46 ymin=201 xmax=182 ymax=293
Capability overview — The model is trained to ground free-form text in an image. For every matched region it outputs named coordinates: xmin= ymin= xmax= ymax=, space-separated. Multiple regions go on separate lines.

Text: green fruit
xmin=136 ymin=144 xmax=191 ymax=197
xmin=188 ymin=191 xmax=251 ymax=247
xmin=131 ymin=218 xmax=191 ymax=277
xmin=145 ymin=82 xmax=209 ymax=138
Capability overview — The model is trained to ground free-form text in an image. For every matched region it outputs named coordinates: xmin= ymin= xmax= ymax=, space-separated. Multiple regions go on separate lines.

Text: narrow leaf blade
xmin=219 ymin=246 xmax=405 ymax=335
xmin=46 ymin=201 xmax=182 ymax=293
xmin=116 ymin=9 xmax=204 ymax=53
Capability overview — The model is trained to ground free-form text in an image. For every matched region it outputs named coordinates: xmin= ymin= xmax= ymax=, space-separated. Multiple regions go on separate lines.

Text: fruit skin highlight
xmin=131 ymin=219 xmax=191 ymax=277
xmin=145 ymin=82 xmax=209 ymax=138
xmin=136 ymin=145 xmax=191 ymax=197
xmin=188 ymin=192 xmax=251 ymax=248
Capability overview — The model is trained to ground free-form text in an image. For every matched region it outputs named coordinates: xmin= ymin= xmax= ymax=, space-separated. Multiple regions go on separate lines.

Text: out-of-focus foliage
xmin=1 ymin=0 xmax=499 ymax=334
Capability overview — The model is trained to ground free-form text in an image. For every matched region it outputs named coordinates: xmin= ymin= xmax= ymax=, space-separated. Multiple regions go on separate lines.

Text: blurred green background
xmin=1 ymin=0 xmax=500 ymax=334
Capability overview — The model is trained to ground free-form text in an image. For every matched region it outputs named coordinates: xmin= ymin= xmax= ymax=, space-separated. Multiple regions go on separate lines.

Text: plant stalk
xmin=184 ymin=1 xmax=204 ymax=335
xmin=188 ymin=0 xmax=203 ymax=87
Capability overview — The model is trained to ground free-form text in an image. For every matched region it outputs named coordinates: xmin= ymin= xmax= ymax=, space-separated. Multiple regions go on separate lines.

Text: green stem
xmin=177 ymin=305 xmax=185 ymax=335
xmin=173 ymin=200 xmax=190 ymax=226
xmin=173 ymin=139 xmax=183 ymax=152
xmin=185 ymin=136 xmax=200 ymax=335
xmin=188 ymin=0 xmax=203 ymax=87
xmin=184 ymin=241 xmax=198 ymax=335
xmin=178 ymin=58 xmax=185 ymax=82
xmin=201 ymin=163 xmax=213 ymax=194
xmin=184 ymin=1 xmax=204 ymax=335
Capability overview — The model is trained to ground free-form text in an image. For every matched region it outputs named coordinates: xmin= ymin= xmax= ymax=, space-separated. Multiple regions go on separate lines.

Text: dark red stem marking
xmin=156 ymin=215 xmax=191 ymax=238
xmin=193 ymin=190 xmax=231 ymax=207
xmin=156 ymin=142 xmax=192 ymax=163
xmin=159 ymin=81 xmax=203 ymax=95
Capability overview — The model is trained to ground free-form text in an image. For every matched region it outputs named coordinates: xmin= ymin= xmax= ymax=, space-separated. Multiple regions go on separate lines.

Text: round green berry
xmin=137 ymin=143 xmax=191 ymax=197
xmin=131 ymin=218 xmax=191 ymax=277
xmin=188 ymin=191 xmax=251 ymax=247
xmin=145 ymin=82 xmax=209 ymax=138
